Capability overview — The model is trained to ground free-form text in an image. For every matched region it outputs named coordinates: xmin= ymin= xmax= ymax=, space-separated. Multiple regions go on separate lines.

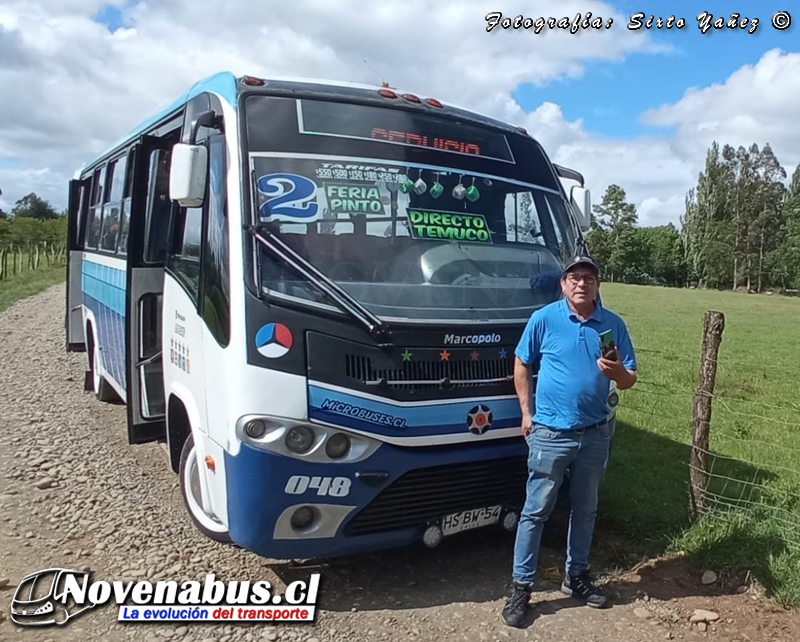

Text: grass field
xmin=0 ymin=262 xmax=67 ymax=313
xmin=597 ymin=283 xmax=800 ymax=607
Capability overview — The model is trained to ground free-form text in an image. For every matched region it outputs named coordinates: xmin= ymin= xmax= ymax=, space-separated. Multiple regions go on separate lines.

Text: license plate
xmin=441 ymin=505 xmax=502 ymax=536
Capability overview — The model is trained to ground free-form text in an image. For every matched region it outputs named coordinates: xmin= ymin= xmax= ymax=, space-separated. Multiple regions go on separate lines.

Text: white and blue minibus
xmin=65 ymin=71 xmax=616 ymax=560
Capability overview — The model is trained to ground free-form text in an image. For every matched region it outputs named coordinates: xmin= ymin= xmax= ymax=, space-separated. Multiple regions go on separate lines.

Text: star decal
xmin=498 ymin=348 xmax=508 ymax=359
xmin=401 ymin=349 xmax=412 ymax=362
xmin=439 ymin=349 xmax=450 ymax=361
xmin=470 ymin=350 xmax=480 ymax=361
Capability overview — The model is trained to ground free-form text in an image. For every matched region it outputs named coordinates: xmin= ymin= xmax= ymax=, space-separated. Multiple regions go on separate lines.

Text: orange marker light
xmin=205 ymin=455 xmax=216 ymax=472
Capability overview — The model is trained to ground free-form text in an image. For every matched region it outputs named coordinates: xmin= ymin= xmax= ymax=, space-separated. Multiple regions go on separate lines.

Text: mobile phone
xmin=599 ymin=329 xmax=618 ymax=361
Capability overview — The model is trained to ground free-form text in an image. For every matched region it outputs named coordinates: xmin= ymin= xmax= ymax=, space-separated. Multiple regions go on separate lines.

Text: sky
xmin=0 ymin=0 xmax=798 ymax=228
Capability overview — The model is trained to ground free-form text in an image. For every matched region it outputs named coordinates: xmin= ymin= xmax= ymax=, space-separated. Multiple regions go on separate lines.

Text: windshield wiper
xmin=245 ymin=224 xmax=393 ymax=349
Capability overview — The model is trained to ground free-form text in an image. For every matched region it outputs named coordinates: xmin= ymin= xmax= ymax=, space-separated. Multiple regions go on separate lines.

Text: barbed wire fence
xmin=619 ymin=310 xmax=800 ymax=559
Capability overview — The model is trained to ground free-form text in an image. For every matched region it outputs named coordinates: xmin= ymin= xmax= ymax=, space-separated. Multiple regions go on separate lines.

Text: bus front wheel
xmin=179 ymin=434 xmax=232 ymax=543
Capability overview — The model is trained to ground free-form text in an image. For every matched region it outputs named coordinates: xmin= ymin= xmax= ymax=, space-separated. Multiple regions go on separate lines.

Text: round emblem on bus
xmin=255 ymin=323 xmax=293 ymax=359
xmin=466 ymin=405 xmax=493 ymax=435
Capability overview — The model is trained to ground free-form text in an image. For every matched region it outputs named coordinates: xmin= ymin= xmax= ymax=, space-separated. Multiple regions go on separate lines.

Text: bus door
xmin=125 ymin=133 xmax=178 ymax=444
xmin=66 ymin=177 xmax=90 ymax=353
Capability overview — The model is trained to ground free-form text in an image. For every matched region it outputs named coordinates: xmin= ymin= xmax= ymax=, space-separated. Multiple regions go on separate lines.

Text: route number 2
xmin=284 ymin=475 xmax=351 ymax=497
xmin=257 ymin=173 xmax=319 ymax=220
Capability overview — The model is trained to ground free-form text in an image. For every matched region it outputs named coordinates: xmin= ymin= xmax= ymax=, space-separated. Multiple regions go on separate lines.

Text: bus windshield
xmin=245 ymin=95 xmax=580 ymax=322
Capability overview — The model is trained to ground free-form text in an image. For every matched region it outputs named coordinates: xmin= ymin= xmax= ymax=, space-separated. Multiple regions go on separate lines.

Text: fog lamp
xmin=422 ymin=525 xmax=443 ymax=548
xmin=285 ymin=426 xmax=314 ymax=453
xmin=502 ymin=511 xmax=519 ymax=532
xmin=325 ymin=433 xmax=351 ymax=459
xmin=291 ymin=506 xmax=315 ymax=530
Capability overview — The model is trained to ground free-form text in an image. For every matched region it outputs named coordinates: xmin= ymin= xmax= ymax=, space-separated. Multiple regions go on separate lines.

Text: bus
xmin=65 ymin=71 xmax=616 ymax=560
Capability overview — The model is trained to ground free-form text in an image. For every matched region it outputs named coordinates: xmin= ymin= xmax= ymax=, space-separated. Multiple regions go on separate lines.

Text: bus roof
xmin=76 ymin=71 xmax=239 ymax=176
xmin=75 ymin=71 xmax=528 ymax=177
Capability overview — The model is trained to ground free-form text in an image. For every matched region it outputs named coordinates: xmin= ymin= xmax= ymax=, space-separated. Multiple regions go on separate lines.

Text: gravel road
xmin=1 ymin=284 xmax=722 ymax=642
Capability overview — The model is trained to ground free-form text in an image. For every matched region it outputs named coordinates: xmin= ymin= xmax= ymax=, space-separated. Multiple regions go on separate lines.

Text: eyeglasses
xmin=565 ymin=274 xmax=598 ymax=285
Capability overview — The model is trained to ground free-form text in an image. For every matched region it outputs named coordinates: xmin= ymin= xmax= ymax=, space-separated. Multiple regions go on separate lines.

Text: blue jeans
xmin=512 ymin=419 xmax=613 ymax=584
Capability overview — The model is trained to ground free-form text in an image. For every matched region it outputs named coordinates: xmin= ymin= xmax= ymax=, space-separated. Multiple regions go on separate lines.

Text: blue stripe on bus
xmin=307 ymin=385 xmax=521 ymax=437
xmin=80 ymin=71 xmax=239 ymax=171
xmin=82 ymin=260 xmax=127 ymax=390
xmin=82 ymin=261 xmax=126 ymax=315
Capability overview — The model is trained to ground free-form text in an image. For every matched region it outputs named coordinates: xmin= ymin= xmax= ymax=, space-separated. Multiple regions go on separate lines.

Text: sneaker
xmin=501 ymin=580 xmax=533 ymax=627
xmin=561 ymin=571 xmax=607 ymax=608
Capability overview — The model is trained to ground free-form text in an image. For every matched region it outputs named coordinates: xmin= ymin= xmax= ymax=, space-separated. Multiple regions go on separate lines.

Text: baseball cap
xmin=562 ymin=254 xmax=600 ymax=276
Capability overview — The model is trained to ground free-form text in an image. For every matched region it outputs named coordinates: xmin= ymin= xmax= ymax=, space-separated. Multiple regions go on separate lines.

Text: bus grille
xmin=345 ymin=456 xmax=528 ymax=535
xmin=344 ymin=354 xmax=513 ymax=390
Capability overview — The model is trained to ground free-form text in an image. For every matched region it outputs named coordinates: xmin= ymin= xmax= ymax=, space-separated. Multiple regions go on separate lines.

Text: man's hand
xmin=597 ymin=357 xmax=636 ymax=389
xmin=521 ymin=413 xmax=533 ymax=437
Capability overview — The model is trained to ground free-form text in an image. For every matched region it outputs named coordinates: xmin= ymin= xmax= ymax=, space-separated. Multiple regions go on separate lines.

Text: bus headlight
xmin=285 ymin=426 xmax=315 ymax=453
xmin=325 ymin=433 xmax=351 ymax=459
xmin=235 ymin=415 xmax=383 ymax=463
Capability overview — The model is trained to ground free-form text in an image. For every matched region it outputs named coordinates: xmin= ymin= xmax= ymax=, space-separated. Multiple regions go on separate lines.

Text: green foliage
xmin=590 ymin=184 xmax=639 ymax=282
xmin=12 ymin=192 xmax=61 ymax=219
xmin=0 ymin=193 xmax=68 ymax=281
xmin=587 ymin=143 xmax=799 ymax=295
xmin=587 ymin=186 xmax=687 ymax=286
xmin=680 ymin=141 xmax=793 ymax=292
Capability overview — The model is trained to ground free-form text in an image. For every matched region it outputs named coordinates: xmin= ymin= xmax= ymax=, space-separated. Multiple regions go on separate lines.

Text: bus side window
xmin=99 ymin=155 xmax=127 ymax=253
xmin=166 ymin=136 xmax=203 ymax=299
xmin=117 ymin=149 xmax=135 ymax=257
xmin=167 ymin=198 xmax=203 ymax=299
xmin=201 ymin=133 xmax=230 ymax=346
xmin=75 ymin=180 xmax=90 ymax=250
xmin=144 ymin=149 xmax=174 ymax=264
xmin=85 ymin=166 xmax=106 ymax=250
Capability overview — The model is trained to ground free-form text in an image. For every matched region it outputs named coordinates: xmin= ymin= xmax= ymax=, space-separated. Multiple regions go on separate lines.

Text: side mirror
xmin=169 ymin=143 xmax=207 ymax=208
xmin=570 ymin=186 xmax=591 ymax=231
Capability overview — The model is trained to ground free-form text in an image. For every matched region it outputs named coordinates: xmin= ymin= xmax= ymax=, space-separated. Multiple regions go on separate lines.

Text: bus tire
xmin=88 ymin=326 xmax=119 ymax=403
xmin=179 ymin=433 xmax=232 ymax=544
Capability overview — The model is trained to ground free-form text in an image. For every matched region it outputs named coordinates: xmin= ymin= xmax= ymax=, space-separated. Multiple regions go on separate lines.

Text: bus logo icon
xmin=466 ymin=405 xmax=493 ymax=435
xmin=255 ymin=323 xmax=293 ymax=359
xmin=10 ymin=568 xmax=95 ymax=626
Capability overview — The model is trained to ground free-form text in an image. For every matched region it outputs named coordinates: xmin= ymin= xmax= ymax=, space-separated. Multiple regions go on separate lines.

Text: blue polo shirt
xmin=515 ymin=298 xmax=637 ymax=430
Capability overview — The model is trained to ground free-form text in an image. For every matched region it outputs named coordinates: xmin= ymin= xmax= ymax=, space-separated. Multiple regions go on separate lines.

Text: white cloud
xmin=0 ymin=1 xmax=798 ymax=229
xmin=641 ymin=48 xmax=800 ymax=168
xmin=505 ymin=47 xmax=800 ymax=227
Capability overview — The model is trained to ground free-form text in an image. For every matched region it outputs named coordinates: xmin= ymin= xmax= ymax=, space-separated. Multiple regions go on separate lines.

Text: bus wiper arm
xmin=245 ymin=225 xmax=393 ymax=348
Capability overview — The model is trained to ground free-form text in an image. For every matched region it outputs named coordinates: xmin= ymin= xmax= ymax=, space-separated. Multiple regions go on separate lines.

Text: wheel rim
xmin=183 ymin=444 xmax=228 ymax=534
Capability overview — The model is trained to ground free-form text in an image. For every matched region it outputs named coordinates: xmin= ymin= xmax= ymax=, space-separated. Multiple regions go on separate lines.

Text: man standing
xmin=501 ymin=255 xmax=637 ymax=628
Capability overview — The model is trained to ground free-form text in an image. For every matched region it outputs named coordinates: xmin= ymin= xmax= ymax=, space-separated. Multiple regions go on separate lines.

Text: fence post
xmin=689 ymin=310 xmax=725 ymax=519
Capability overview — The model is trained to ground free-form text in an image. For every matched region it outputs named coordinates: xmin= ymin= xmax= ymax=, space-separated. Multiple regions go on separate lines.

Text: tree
xmin=750 ymin=144 xmax=786 ymax=292
xmin=12 ymin=193 xmax=60 ymax=220
xmin=682 ymin=142 xmax=734 ymax=288
xmin=591 ymin=184 xmax=638 ymax=282
xmin=789 ymin=162 xmax=800 ymax=199
xmin=584 ymin=211 xmax=611 ymax=274
xmin=766 ymin=162 xmax=800 ymax=290
xmin=638 ymin=224 xmax=687 ymax=287
xmin=721 ymin=144 xmax=757 ymax=290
